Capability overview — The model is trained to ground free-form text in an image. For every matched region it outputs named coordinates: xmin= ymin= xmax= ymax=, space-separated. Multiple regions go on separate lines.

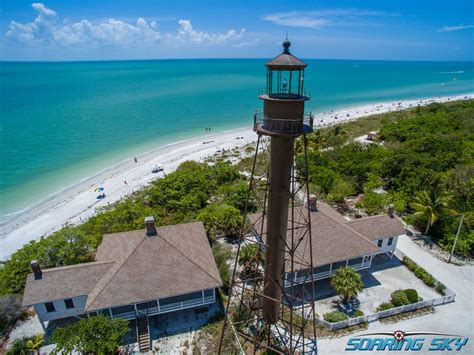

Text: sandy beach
xmin=1 ymin=93 xmax=472 ymax=261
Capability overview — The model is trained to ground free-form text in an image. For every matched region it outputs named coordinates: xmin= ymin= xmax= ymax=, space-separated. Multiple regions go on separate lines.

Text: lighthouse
xmin=220 ymin=39 xmax=317 ymax=353
xmin=254 ymin=39 xmax=312 ymax=323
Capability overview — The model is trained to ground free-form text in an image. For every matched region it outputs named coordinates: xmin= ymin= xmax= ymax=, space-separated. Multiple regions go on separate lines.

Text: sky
xmin=0 ymin=0 xmax=473 ymax=61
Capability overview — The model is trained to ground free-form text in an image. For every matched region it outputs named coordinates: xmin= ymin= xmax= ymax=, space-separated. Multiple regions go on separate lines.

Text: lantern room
xmin=265 ymin=39 xmax=307 ymax=98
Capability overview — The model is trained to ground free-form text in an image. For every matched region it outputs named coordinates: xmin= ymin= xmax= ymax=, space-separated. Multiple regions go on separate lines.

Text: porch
xmin=98 ymin=288 xmax=217 ymax=320
xmin=284 ymin=255 xmax=373 ymax=287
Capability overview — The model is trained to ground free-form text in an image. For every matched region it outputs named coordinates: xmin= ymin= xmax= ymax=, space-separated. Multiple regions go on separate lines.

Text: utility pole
xmin=448 ymin=214 xmax=464 ymax=263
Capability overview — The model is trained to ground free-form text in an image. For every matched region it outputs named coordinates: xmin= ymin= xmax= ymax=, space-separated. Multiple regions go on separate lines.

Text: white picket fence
xmin=303 ymin=249 xmax=456 ymax=330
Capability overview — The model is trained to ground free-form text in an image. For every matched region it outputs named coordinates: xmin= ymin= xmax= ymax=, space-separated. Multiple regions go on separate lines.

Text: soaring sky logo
xmin=345 ymin=331 xmax=469 ymax=352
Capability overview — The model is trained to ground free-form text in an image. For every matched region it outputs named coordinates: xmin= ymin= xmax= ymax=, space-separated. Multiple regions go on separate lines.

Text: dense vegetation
xmin=51 ymin=316 xmax=128 ymax=354
xmin=0 ymin=161 xmax=247 ymax=296
xmin=297 ymin=100 xmax=474 ymax=256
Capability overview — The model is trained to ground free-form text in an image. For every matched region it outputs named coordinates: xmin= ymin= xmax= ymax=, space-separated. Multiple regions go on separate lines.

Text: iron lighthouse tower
xmin=259 ymin=38 xmax=310 ymax=325
xmin=220 ymin=40 xmax=318 ymax=353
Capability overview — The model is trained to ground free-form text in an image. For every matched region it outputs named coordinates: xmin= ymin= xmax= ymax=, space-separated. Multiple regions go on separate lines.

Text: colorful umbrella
xmin=95 ymin=187 xmax=104 ymax=192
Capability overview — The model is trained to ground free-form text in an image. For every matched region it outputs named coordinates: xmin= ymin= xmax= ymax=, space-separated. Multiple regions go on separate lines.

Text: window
xmin=332 ymin=261 xmax=346 ymax=271
xmin=348 ymin=257 xmax=363 ymax=267
xmin=111 ymin=305 xmax=134 ymax=316
xmin=296 ymin=268 xmax=311 ymax=278
xmin=99 ymin=309 xmax=111 ymax=317
xmin=64 ymin=299 xmax=74 ymax=309
xmin=160 ymin=291 xmax=202 ymax=306
xmin=204 ymin=289 xmax=214 ymax=298
xmin=377 ymin=239 xmax=383 ymax=247
xmin=45 ymin=302 xmax=56 ymax=313
xmin=388 ymin=237 xmax=394 ymax=246
xmin=136 ymin=300 xmax=158 ymax=310
xmin=314 ymin=264 xmax=330 ymax=274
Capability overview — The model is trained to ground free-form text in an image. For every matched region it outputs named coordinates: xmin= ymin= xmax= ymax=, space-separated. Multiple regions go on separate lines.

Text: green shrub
xmin=323 ymin=311 xmax=349 ymax=323
xmin=402 ymin=256 xmax=437 ymax=288
xmin=391 ymin=290 xmax=410 ymax=307
xmin=353 ymin=310 xmax=364 ymax=317
xmin=421 ymin=273 xmax=436 ymax=287
xmin=51 ymin=315 xmax=128 ymax=354
xmin=435 ymin=283 xmax=446 ymax=295
xmin=404 ymin=289 xmax=419 ymax=304
xmin=402 ymin=256 xmax=417 ymax=271
xmin=376 ymin=302 xmax=394 ymax=312
xmin=6 ymin=336 xmax=29 ymax=355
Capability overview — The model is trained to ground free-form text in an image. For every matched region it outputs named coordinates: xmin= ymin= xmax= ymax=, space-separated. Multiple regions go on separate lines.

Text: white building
xmin=22 ymin=218 xmax=222 ymax=351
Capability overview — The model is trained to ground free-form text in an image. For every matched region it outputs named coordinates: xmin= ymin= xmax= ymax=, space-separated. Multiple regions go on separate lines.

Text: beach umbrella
xmin=95 ymin=187 xmax=104 ymax=192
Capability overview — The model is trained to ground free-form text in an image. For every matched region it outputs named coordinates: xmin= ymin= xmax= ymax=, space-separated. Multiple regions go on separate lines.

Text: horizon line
xmin=1 ymin=57 xmax=473 ymax=64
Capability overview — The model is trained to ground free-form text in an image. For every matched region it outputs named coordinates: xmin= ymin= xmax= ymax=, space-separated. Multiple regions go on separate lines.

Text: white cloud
xmin=31 ymin=3 xmax=56 ymax=17
xmin=263 ymin=8 xmax=395 ymax=29
xmin=5 ymin=4 xmax=246 ymax=48
xmin=53 ymin=18 xmax=161 ymax=46
xmin=263 ymin=13 xmax=330 ymax=29
xmin=169 ymin=19 xmax=245 ymax=46
xmin=438 ymin=24 xmax=474 ymax=32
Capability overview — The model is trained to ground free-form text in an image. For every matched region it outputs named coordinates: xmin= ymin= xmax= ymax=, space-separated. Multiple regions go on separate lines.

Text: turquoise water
xmin=1 ymin=59 xmax=473 ymax=223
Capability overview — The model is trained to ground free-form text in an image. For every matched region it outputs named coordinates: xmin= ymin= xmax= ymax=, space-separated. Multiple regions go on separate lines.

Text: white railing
xmin=317 ymin=289 xmax=456 ymax=330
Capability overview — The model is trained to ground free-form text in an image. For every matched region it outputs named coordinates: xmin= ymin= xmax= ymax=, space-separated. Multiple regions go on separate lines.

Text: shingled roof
xmin=23 ymin=221 xmax=222 ymax=310
xmin=346 ymin=215 xmax=406 ymax=241
xmin=249 ymin=201 xmax=405 ymax=270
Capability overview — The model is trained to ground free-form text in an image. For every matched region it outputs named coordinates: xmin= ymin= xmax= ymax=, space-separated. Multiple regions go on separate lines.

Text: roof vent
xmin=387 ymin=204 xmax=395 ymax=218
xmin=30 ymin=260 xmax=42 ymax=280
xmin=308 ymin=194 xmax=318 ymax=212
xmin=145 ymin=216 xmax=157 ymax=236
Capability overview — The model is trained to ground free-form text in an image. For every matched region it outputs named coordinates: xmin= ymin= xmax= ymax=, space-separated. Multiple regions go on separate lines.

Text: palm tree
xmin=330 ymin=267 xmax=364 ymax=303
xmin=26 ymin=334 xmax=44 ymax=354
xmin=410 ymin=189 xmax=456 ymax=235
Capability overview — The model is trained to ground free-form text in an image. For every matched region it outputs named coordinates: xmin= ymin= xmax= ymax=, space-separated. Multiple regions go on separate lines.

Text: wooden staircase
xmin=136 ymin=315 xmax=151 ymax=353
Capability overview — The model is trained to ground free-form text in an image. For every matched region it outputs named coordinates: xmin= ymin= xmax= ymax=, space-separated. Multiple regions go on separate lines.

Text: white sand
xmin=0 ymin=93 xmax=472 ymax=261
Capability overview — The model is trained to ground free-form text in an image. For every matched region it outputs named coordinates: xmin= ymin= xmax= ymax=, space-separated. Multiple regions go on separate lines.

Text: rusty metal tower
xmin=219 ymin=40 xmax=318 ymax=354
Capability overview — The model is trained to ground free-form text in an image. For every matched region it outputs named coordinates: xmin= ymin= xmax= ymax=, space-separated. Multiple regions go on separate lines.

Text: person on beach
xmin=134 ymin=156 xmax=137 ymax=163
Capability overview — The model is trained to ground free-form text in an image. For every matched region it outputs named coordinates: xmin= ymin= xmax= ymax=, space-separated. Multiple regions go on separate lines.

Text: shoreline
xmin=1 ymin=93 xmax=473 ymax=260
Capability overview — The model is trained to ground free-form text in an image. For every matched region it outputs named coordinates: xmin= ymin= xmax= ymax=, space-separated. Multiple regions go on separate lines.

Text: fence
xmin=302 ymin=249 xmax=456 ymax=330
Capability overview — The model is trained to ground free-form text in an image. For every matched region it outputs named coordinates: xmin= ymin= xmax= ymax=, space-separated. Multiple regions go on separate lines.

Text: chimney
xmin=387 ymin=204 xmax=395 ymax=218
xmin=30 ymin=260 xmax=42 ymax=280
xmin=145 ymin=216 xmax=157 ymax=236
xmin=308 ymin=194 xmax=318 ymax=212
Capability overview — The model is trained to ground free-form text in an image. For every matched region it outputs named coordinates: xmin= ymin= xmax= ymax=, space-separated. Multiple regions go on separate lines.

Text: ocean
xmin=1 ymin=59 xmax=473 ymax=226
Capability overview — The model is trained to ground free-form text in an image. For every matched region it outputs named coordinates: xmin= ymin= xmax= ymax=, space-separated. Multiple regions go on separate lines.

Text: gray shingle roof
xmin=22 ymin=222 xmax=222 ymax=310
xmin=346 ymin=215 xmax=406 ymax=241
xmin=249 ymin=201 xmax=405 ymax=270
xmin=22 ymin=262 xmax=113 ymax=307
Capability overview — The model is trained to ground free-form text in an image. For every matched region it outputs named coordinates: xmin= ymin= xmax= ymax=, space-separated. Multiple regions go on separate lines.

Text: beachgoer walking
xmin=134 ymin=156 xmax=138 ymax=163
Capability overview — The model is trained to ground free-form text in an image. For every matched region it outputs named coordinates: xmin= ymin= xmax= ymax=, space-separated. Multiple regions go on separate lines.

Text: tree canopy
xmin=298 ymin=99 xmax=474 ymax=256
